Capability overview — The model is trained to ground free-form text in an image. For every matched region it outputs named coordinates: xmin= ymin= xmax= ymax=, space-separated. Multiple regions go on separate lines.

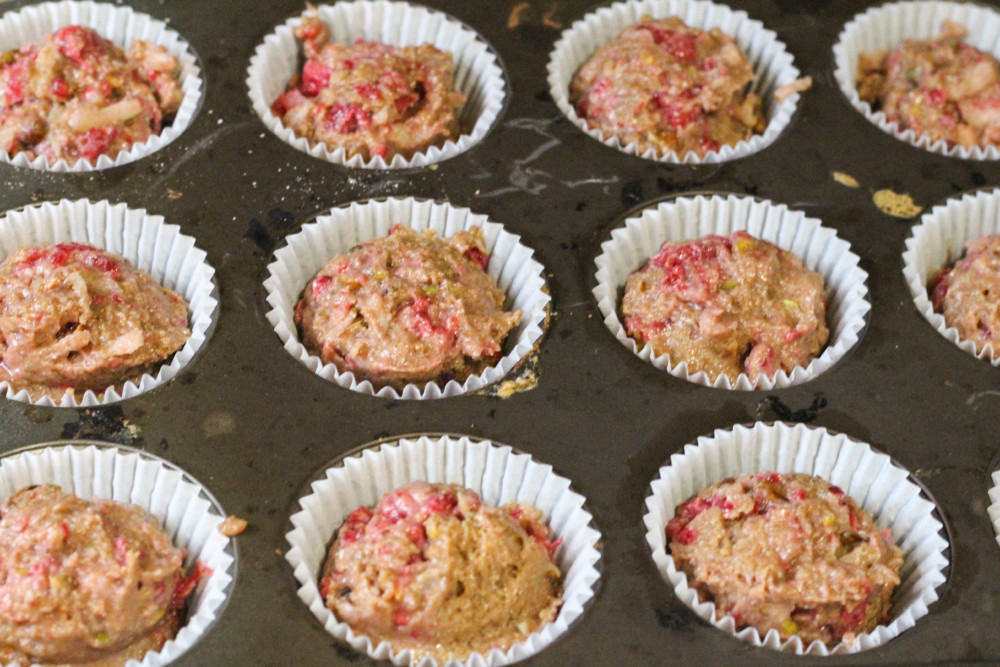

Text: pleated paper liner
xmin=0 ymin=199 xmax=217 ymax=407
xmin=644 ymin=422 xmax=949 ymax=655
xmin=0 ymin=441 xmax=236 ymax=667
xmin=547 ymin=0 xmax=802 ymax=164
xmin=285 ymin=434 xmax=602 ymax=666
xmin=903 ymin=188 xmax=1000 ymax=365
xmin=834 ymin=1 xmax=1000 ymax=159
xmin=263 ymin=197 xmax=549 ymax=399
xmin=592 ymin=194 xmax=869 ymax=390
xmin=0 ymin=1 xmax=203 ymax=172
xmin=247 ymin=0 xmax=506 ymax=170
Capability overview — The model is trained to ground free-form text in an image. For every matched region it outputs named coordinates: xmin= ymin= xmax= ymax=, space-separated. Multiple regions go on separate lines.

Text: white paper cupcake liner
xmin=0 ymin=441 xmax=236 ymax=667
xmin=0 ymin=199 xmax=218 ymax=407
xmin=547 ymin=0 xmax=802 ymax=164
xmin=645 ymin=421 xmax=949 ymax=655
xmin=903 ymin=187 xmax=1000 ymax=365
xmin=834 ymin=1 xmax=1000 ymax=160
xmin=264 ymin=197 xmax=549 ymax=400
xmin=286 ymin=434 xmax=601 ymax=667
xmin=593 ymin=194 xmax=869 ymax=390
xmin=987 ymin=470 xmax=1000 ymax=548
xmin=0 ymin=1 xmax=203 ymax=172
xmin=247 ymin=1 xmax=506 ymax=170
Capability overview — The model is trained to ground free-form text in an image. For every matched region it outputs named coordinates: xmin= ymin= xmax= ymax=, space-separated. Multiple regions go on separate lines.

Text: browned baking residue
xmin=218 ymin=515 xmax=248 ymax=537
xmin=832 ymin=171 xmax=860 ymax=188
xmin=873 ymin=189 xmax=923 ymax=218
xmin=507 ymin=2 xmax=530 ymax=29
xmin=493 ymin=368 xmax=539 ymax=398
xmin=507 ymin=2 xmax=562 ymax=30
xmin=542 ymin=7 xmax=563 ymax=29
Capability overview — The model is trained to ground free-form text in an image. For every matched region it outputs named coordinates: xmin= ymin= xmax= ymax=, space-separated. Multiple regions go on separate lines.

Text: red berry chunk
xmin=463 ymin=247 xmax=489 ymax=271
xmin=338 ymin=506 xmax=374 ymax=544
xmin=301 ymin=60 xmax=331 ymax=96
xmin=323 ymin=102 xmax=371 ymax=134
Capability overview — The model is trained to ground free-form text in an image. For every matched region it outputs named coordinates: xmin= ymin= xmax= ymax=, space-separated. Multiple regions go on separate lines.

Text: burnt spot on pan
xmin=757 ymin=393 xmax=828 ymax=423
xmin=61 ymin=406 xmax=141 ymax=444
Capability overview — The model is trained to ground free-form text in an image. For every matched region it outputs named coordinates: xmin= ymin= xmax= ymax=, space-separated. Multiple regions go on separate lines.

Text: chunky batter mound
xmin=0 ymin=242 xmax=190 ymax=400
xmin=320 ymin=482 xmax=562 ymax=661
xmin=932 ymin=233 xmax=1000 ymax=354
xmin=0 ymin=485 xmax=204 ymax=667
xmin=0 ymin=25 xmax=183 ymax=164
xmin=271 ymin=8 xmax=465 ymax=161
xmin=295 ymin=225 xmax=521 ymax=389
xmin=622 ymin=231 xmax=828 ymax=383
xmin=569 ymin=16 xmax=766 ymax=158
xmin=857 ymin=21 xmax=1000 ymax=149
xmin=668 ymin=473 xmax=903 ymax=645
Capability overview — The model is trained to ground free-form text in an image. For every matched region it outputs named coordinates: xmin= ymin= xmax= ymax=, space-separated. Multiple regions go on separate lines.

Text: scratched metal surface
xmin=0 ymin=0 xmax=999 ymax=664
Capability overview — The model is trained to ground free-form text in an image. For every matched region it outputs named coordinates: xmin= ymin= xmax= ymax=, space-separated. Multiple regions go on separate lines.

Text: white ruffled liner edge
xmin=246 ymin=0 xmax=506 ymax=170
xmin=592 ymin=193 xmax=870 ymax=390
xmin=833 ymin=1 xmax=1000 ymax=160
xmin=902 ymin=187 xmax=1000 ymax=365
xmin=263 ymin=197 xmax=549 ymax=400
xmin=0 ymin=0 xmax=204 ymax=173
xmin=644 ymin=421 xmax=949 ymax=655
xmin=285 ymin=434 xmax=602 ymax=667
xmin=0 ymin=199 xmax=218 ymax=407
xmin=546 ymin=0 xmax=802 ymax=164
xmin=0 ymin=442 xmax=235 ymax=667
xmin=987 ymin=470 xmax=1000 ymax=548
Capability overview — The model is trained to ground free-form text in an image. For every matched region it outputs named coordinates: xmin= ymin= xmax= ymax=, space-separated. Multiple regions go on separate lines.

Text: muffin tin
xmin=0 ymin=0 xmax=998 ymax=664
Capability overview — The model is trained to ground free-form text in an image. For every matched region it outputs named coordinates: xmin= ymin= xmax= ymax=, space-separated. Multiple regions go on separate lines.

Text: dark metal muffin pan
xmin=0 ymin=0 xmax=998 ymax=664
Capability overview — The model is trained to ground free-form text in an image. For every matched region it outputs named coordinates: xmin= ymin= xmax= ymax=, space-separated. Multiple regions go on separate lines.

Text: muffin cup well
xmin=0 ymin=0 xmax=203 ymax=172
xmin=285 ymin=434 xmax=602 ymax=666
xmin=247 ymin=1 xmax=506 ymax=170
xmin=833 ymin=1 xmax=1000 ymax=160
xmin=592 ymin=194 xmax=869 ymax=390
xmin=0 ymin=199 xmax=218 ymax=407
xmin=547 ymin=0 xmax=802 ymax=164
xmin=0 ymin=441 xmax=236 ymax=667
xmin=903 ymin=188 xmax=1000 ymax=364
xmin=645 ymin=421 xmax=949 ymax=655
xmin=263 ymin=197 xmax=549 ymax=400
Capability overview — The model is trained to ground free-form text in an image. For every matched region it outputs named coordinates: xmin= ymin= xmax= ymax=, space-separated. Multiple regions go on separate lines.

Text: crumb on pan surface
xmin=872 ymin=189 xmax=922 ymax=218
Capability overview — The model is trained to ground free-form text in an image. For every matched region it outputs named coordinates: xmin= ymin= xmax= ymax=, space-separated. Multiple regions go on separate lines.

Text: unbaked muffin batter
xmin=570 ymin=16 xmax=766 ymax=158
xmin=0 ymin=25 xmax=183 ymax=163
xmin=271 ymin=8 xmax=465 ymax=161
xmin=857 ymin=21 xmax=1000 ymax=149
xmin=295 ymin=226 xmax=520 ymax=389
xmin=0 ymin=242 xmax=190 ymax=400
xmin=622 ymin=231 xmax=828 ymax=383
xmin=932 ymin=233 xmax=1000 ymax=354
xmin=0 ymin=485 xmax=204 ymax=667
xmin=668 ymin=473 xmax=903 ymax=645
xmin=320 ymin=482 xmax=562 ymax=661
